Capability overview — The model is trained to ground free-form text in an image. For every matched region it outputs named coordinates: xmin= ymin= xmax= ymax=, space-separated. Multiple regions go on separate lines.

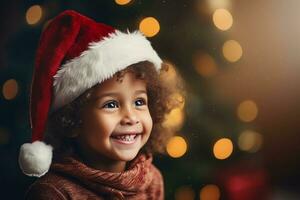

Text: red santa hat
xmin=18 ymin=10 xmax=162 ymax=177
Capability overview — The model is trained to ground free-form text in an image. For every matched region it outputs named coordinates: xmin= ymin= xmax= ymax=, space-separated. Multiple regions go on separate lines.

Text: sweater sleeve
xmin=25 ymin=182 xmax=66 ymax=200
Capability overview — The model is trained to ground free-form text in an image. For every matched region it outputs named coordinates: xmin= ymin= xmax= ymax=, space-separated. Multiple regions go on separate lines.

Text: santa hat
xmin=18 ymin=10 xmax=162 ymax=177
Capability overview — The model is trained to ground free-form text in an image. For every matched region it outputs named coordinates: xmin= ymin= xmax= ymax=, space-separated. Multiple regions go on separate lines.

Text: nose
xmin=120 ymin=105 xmax=139 ymax=125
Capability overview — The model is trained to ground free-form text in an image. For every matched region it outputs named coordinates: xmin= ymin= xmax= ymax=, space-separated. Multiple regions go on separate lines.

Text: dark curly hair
xmin=44 ymin=61 xmax=185 ymax=158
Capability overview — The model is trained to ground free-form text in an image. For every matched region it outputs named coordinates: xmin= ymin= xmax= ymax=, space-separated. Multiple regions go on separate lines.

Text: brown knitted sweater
xmin=25 ymin=153 xmax=164 ymax=200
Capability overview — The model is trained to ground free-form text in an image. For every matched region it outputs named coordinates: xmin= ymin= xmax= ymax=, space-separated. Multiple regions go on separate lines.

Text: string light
xmin=222 ymin=40 xmax=243 ymax=62
xmin=2 ymin=79 xmax=18 ymax=100
xmin=213 ymin=138 xmax=233 ymax=160
xmin=193 ymin=52 xmax=218 ymax=77
xmin=26 ymin=5 xmax=43 ymax=25
xmin=237 ymin=100 xmax=258 ymax=122
xmin=162 ymin=107 xmax=185 ymax=130
xmin=213 ymin=8 xmax=233 ymax=31
xmin=167 ymin=136 xmax=188 ymax=158
xmin=200 ymin=184 xmax=221 ymax=200
xmin=238 ymin=130 xmax=263 ymax=153
xmin=115 ymin=0 xmax=132 ymax=5
xmin=208 ymin=0 xmax=231 ymax=11
xmin=139 ymin=17 xmax=160 ymax=37
xmin=175 ymin=186 xmax=195 ymax=200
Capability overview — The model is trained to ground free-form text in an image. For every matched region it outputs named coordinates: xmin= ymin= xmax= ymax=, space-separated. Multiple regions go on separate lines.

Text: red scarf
xmin=50 ymin=153 xmax=163 ymax=199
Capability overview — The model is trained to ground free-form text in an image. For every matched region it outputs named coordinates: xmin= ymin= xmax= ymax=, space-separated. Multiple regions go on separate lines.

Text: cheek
xmin=141 ymin=111 xmax=153 ymax=134
xmin=82 ymin=112 xmax=118 ymax=138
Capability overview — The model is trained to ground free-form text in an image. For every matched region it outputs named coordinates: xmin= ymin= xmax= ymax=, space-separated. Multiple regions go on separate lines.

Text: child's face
xmin=76 ymin=71 xmax=153 ymax=163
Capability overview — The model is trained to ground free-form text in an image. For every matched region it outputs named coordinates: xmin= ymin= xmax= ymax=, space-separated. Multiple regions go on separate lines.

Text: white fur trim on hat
xmin=51 ymin=30 xmax=162 ymax=112
xmin=18 ymin=141 xmax=53 ymax=177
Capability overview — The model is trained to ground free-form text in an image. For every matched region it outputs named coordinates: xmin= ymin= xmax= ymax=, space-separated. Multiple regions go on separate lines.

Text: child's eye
xmin=102 ymin=100 xmax=119 ymax=109
xmin=135 ymin=98 xmax=147 ymax=107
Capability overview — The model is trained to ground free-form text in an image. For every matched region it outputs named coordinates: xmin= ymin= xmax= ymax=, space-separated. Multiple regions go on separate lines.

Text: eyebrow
xmin=95 ymin=90 xmax=147 ymax=100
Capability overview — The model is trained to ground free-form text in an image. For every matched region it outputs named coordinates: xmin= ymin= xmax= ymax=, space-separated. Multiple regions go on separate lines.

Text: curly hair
xmin=44 ymin=61 xmax=185 ymax=158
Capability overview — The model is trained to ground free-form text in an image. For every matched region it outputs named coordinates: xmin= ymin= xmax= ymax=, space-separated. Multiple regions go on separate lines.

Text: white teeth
xmin=114 ymin=134 xmax=136 ymax=141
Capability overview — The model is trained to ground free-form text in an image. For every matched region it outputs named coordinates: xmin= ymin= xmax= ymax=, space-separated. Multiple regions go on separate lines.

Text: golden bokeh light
xmin=222 ymin=40 xmax=243 ymax=62
xmin=175 ymin=186 xmax=195 ymax=200
xmin=208 ymin=0 xmax=231 ymax=11
xmin=193 ymin=53 xmax=218 ymax=77
xmin=237 ymin=100 xmax=258 ymax=122
xmin=115 ymin=0 xmax=132 ymax=5
xmin=139 ymin=17 xmax=160 ymax=37
xmin=200 ymin=184 xmax=221 ymax=200
xmin=162 ymin=107 xmax=185 ymax=130
xmin=213 ymin=8 xmax=233 ymax=31
xmin=167 ymin=136 xmax=187 ymax=158
xmin=26 ymin=5 xmax=43 ymax=25
xmin=213 ymin=138 xmax=233 ymax=160
xmin=238 ymin=130 xmax=263 ymax=153
xmin=2 ymin=79 xmax=18 ymax=100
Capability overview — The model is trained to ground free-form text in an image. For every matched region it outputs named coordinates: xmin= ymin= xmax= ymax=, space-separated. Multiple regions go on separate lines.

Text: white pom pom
xmin=18 ymin=141 xmax=53 ymax=177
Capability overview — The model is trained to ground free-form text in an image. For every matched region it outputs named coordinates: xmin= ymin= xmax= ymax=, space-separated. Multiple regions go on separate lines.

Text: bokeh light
xmin=213 ymin=138 xmax=233 ymax=160
xmin=213 ymin=8 xmax=233 ymax=31
xmin=162 ymin=107 xmax=185 ymax=130
xmin=2 ymin=79 xmax=19 ymax=100
xmin=237 ymin=100 xmax=258 ymax=122
xmin=139 ymin=17 xmax=160 ymax=37
xmin=115 ymin=0 xmax=132 ymax=5
xmin=208 ymin=0 xmax=231 ymax=11
xmin=26 ymin=5 xmax=43 ymax=25
xmin=238 ymin=130 xmax=263 ymax=153
xmin=200 ymin=184 xmax=221 ymax=200
xmin=193 ymin=52 xmax=218 ymax=77
xmin=222 ymin=40 xmax=243 ymax=62
xmin=167 ymin=136 xmax=188 ymax=158
xmin=175 ymin=186 xmax=195 ymax=200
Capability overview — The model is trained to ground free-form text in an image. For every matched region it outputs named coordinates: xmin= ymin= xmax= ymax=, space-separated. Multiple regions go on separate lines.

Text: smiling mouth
xmin=110 ymin=133 xmax=141 ymax=144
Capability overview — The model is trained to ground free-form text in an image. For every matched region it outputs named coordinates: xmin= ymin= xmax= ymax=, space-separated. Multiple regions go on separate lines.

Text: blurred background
xmin=1 ymin=0 xmax=300 ymax=199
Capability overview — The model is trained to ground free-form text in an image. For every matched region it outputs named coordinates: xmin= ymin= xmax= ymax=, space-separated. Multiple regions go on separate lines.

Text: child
xmin=18 ymin=10 xmax=183 ymax=199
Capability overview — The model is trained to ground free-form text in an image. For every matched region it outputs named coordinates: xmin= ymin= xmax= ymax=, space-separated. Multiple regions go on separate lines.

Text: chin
xmin=117 ymin=150 xmax=140 ymax=161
